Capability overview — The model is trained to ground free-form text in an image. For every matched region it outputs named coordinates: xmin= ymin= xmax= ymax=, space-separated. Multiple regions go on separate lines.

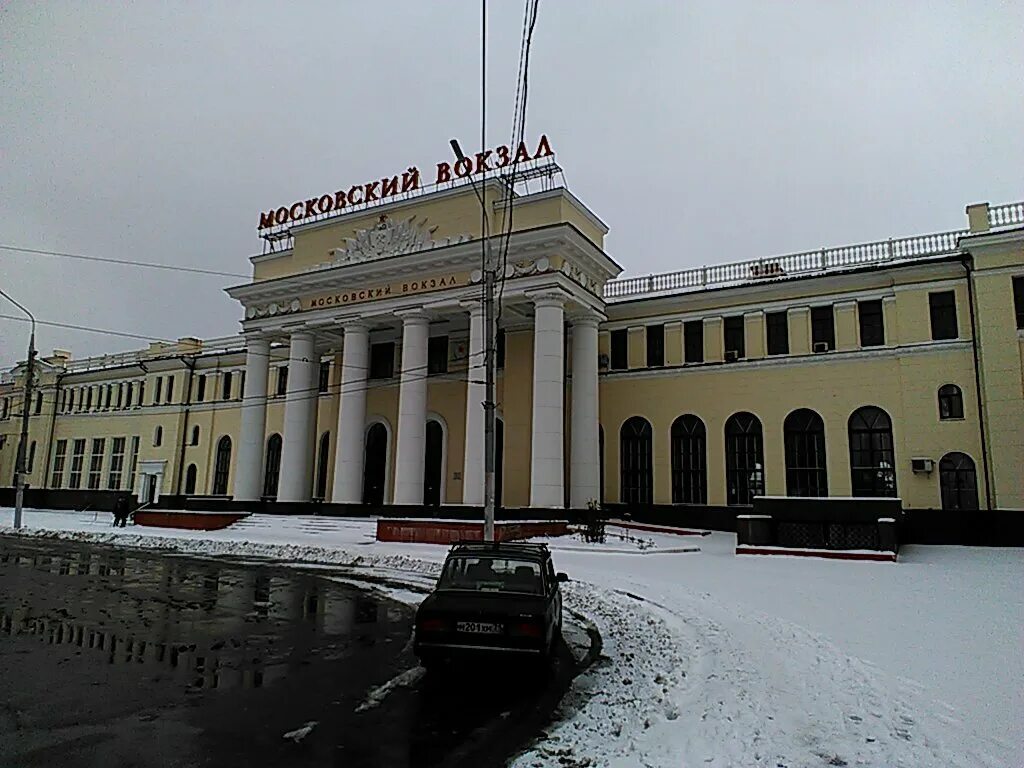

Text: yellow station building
xmin=2 ymin=152 xmax=1022 ymax=536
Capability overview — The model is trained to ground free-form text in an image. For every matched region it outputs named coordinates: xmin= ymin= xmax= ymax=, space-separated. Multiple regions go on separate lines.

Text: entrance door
xmin=362 ymin=423 xmax=388 ymax=506
xmin=423 ymin=420 xmax=443 ymax=506
xmin=144 ymin=475 xmax=157 ymax=505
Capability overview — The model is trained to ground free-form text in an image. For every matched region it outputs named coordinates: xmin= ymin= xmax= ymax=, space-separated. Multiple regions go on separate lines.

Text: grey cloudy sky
xmin=2 ymin=1 xmax=1021 ymax=360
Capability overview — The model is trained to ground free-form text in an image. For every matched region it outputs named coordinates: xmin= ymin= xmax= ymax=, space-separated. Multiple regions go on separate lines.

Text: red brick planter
xmin=376 ymin=518 xmax=568 ymax=544
xmin=134 ymin=510 xmax=249 ymax=531
xmin=736 ymin=545 xmax=897 ymax=562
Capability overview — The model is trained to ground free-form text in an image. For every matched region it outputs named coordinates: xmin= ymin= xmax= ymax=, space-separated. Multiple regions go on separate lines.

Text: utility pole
xmin=1 ymin=288 xmax=37 ymax=530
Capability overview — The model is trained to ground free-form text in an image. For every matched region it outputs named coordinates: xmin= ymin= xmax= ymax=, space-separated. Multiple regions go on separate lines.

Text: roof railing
xmin=604 ymin=200 xmax=1023 ymax=302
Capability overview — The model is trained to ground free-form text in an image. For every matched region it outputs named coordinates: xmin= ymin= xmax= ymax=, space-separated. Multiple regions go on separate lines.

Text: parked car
xmin=413 ymin=541 xmax=567 ymax=668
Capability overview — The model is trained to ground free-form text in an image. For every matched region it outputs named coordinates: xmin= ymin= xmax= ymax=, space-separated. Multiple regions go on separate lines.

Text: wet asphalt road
xmin=0 ymin=535 xmax=577 ymax=768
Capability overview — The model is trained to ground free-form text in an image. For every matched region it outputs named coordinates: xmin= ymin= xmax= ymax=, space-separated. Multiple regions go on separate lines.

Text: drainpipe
xmin=961 ymin=255 xmax=993 ymax=511
xmin=174 ymin=356 xmax=197 ymax=496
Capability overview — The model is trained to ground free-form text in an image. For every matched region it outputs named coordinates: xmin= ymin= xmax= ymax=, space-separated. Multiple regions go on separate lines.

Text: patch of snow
xmin=355 ymin=666 xmax=426 ymax=713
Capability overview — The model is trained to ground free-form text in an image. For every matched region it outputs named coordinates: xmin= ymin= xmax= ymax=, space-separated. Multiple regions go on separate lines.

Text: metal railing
xmin=63 ymin=335 xmax=246 ymax=374
xmin=604 ymin=200 xmax=1023 ymax=302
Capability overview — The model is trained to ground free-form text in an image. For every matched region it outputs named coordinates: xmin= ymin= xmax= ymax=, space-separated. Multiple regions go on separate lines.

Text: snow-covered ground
xmin=2 ymin=508 xmax=1020 ymax=767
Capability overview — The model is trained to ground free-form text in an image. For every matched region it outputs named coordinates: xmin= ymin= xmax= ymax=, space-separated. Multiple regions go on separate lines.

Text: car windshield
xmin=437 ymin=555 xmax=544 ymax=594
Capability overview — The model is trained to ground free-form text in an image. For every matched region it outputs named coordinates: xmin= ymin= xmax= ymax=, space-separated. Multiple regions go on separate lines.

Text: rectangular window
xmin=929 ymin=290 xmax=958 ymax=340
xmin=154 ymin=377 xmax=163 ymax=404
xmin=496 ymin=329 xmax=506 ymax=369
xmin=196 ymin=374 xmax=207 ymax=402
xmin=318 ymin=361 xmax=330 ymax=393
xmin=646 ymin=324 xmax=664 ymax=367
xmin=68 ymin=439 xmax=86 ymax=489
xmin=87 ymin=438 xmax=105 ymax=490
xmin=724 ymin=316 xmax=745 ymax=359
xmin=237 ymin=372 xmax=245 ymax=400
xmin=67 ymin=390 xmax=74 ymax=412
xmin=222 ymin=371 xmax=233 ymax=400
xmin=51 ymin=440 xmax=67 ymax=488
xmin=103 ymin=385 xmax=111 ymax=409
xmin=811 ymin=306 xmax=835 ymax=350
xmin=276 ymin=366 xmax=289 ymax=396
xmin=1012 ymin=276 xmax=1024 ymax=330
xmin=766 ymin=311 xmax=789 ymax=355
xmin=60 ymin=390 xmax=67 ymax=412
xmin=137 ymin=382 xmax=144 ymax=406
xmin=35 ymin=390 xmax=43 ymax=414
xmin=127 ymin=436 xmax=140 ymax=492
xmin=369 ymin=342 xmax=395 ymax=379
xmin=858 ymin=300 xmax=885 ymax=347
xmin=165 ymin=376 xmax=174 ymax=403
xmin=683 ymin=320 xmax=703 ymax=363
xmin=115 ymin=383 xmax=123 ymax=409
xmin=428 ymin=336 xmax=449 ymax=375
xmin=107 ymin=437 xmax=126 ymax=490
xmin=86 ymin=387 xmax=93 ymax=410
xmin=609 ymin=329 xmax=628 ymax=370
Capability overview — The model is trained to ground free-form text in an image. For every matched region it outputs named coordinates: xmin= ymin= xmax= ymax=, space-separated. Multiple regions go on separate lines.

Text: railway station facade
xmin=2 ymin=149 xmax=1022 ymax=525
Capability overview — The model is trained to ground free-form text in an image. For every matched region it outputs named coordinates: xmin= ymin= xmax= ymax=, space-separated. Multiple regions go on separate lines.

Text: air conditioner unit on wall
xmin=813 ymin=341 xmax=830 ymax=353
xmin=911 ymin=457 xmax=934 ymax=474
xmin=724 ymin=350 xmax=740 ymax=362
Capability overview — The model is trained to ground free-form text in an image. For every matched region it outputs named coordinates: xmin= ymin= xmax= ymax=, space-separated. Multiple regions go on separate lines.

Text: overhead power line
xmin=0 ymin=244 xmax=249 ymax=279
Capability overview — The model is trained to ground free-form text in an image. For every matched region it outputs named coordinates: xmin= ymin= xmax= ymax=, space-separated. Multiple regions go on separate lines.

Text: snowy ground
xmin=2 ymin=508 xmax=1020 ymax=767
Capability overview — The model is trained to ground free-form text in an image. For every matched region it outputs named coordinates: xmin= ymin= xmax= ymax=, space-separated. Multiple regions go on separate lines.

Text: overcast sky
xmin=2 ymin=1 xmax=1021 ymax=360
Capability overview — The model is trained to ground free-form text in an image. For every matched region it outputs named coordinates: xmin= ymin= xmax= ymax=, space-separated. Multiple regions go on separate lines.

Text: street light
xmin=449 ymin=138 xmax=497 ymax=543
xmin=0 ymin=288 xmax=37 ymax=530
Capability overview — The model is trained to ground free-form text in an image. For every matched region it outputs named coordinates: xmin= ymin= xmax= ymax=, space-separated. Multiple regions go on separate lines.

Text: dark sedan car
xmin=413 ymin=542 xmax=567 ymax=667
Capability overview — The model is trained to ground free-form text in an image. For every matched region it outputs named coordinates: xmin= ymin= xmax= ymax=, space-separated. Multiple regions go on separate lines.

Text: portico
xmin=225 ymin=181 xmax=620 ymax=509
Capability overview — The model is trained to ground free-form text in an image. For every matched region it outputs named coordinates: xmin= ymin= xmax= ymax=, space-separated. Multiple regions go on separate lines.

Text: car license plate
xmin=456 ymin=621 xmax=503 ymax=634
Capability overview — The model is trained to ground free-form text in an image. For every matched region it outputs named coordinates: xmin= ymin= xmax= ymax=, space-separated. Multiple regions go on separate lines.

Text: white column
xmin=234 ymin=336 xmax=269 ymax=502
xmin=332 ymin=323 xmax=368 ymax=503
xmin=278 ymin=331 xmax=317 ymax=502
xmin=570 ymin=313 xmax=601 ymax=508
xmin=529 ymin=294 xmax=566 ymax=508
xmin=462 ymin=302 xmax=485 ymax=506
xmin=394 ymin=313 xmax=430 ymax=505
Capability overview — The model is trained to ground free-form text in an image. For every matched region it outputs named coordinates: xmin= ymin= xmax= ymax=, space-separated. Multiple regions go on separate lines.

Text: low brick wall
xmin=134 ymin=510 xmax=248 ymax=531
xmin=376 ymin=518 xmax=568 ymax=544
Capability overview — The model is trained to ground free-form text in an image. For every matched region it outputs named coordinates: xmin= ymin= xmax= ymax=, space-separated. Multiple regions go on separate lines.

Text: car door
xmin=545 ymin=559 xmax=562 ymax=630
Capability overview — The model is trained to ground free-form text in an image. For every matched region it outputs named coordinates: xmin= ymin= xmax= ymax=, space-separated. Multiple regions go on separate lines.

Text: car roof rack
xmin=448 ymin=540 xmax=550 ymax=553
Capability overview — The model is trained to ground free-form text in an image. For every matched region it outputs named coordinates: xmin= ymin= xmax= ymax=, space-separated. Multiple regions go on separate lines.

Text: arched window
xmin=316 ymin=432 xmax=330 ymax=500
xmin=153 ymin=425 xmax=163 ymax=447
xmin=263 ymin=434 xmax=282 ymax=499
xmin=184 ymin=464 xmax=198 ymax=495
xmin=671 ymin=415 xmax=707 ymax=504
xmin=212 ymin=436 xmax=232 ymax=495
xmin=938 ymin=384 xmax=964 ymax=420
xmin=939 ymin=452 xmax=978 ymax=510
xmin=725 ymin=412 xmax=764 ymax=505
xmin=784 ymin=409 xmax=828 ymax=497
xmin=190 ymin=425 xmax=200 ymax=446
xmin=27 ymin=441 xmax=36 ymax=474
xmin=848 ymin=406 xmax=896 ymax=497
xmin=619 ymin=417 xmax=653 ymax=505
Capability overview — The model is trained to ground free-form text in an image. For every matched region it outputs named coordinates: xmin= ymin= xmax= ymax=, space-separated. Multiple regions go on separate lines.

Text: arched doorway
xmin=939 ymin=452 xmax=978 ymax=510
xmin=315 ymin=432 xmax=330 ymax=500
xmin=848 ymin=406 xmax=896 ymax=497
xmin=423 ymin=419 xmax=444 ymax=506
xmin=725 ymin=412 xmax=764 ymax=506
xmin=620 ymin=416 xmax=653 ymax=505
xmin=784 ymin=409 xmax=828 ymax=497
xmin=263 ymin=434 xmax=282 ymax=499
xmin=362 ymin=422 xmax=388 ymax=505
xmin=212 ymin=436 xmax=232 ymax=495
xmin=184 ymin=464 xmax=198 ymax=495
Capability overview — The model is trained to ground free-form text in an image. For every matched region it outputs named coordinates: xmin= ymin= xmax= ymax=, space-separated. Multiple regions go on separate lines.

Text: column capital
xmin=526 ymin=289 xmax=569 ymax=309
xmin=787 ymin=305 xmax=811 ymax=316
xmin=834 ymin=299 xmax=858 ymax=311
xmin=341 ymin=321 xmax=369 ymax=333
xmin=568 ymin=309 xmax=604 ymax=328
xmin=396 ymin=309 xmax=431 ymax=325
xmin=743 ymin=309 xmax=765 ymax=319
xmin=702 ymin=315 xmax=723 ymax=326
xmin=459 ymin=299 xmax=485 ymax=315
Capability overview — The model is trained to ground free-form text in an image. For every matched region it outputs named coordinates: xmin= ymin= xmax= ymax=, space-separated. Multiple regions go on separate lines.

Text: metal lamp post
xmin=0 ymin=288 xmax=37 ymax=530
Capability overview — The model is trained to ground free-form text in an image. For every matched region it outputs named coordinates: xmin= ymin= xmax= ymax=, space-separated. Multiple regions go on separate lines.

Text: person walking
xmin=113 ymin=494 xmax=130 ymax=528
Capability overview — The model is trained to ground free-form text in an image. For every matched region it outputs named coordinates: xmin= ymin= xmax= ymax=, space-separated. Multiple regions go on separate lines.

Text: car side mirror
xmin=556 ymin=572 xmax=569 ymax=583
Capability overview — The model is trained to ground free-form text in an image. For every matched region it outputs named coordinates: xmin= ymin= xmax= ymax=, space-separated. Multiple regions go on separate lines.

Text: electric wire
xmin=0 ymin=244 xmax=249 ymax=279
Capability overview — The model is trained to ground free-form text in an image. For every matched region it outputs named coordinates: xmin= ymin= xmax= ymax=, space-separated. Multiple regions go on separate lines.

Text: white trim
xmin=426 ymin=411 xmax=448 ymax=504
xmin=364 ymin=415 xmax=393 ymax=504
